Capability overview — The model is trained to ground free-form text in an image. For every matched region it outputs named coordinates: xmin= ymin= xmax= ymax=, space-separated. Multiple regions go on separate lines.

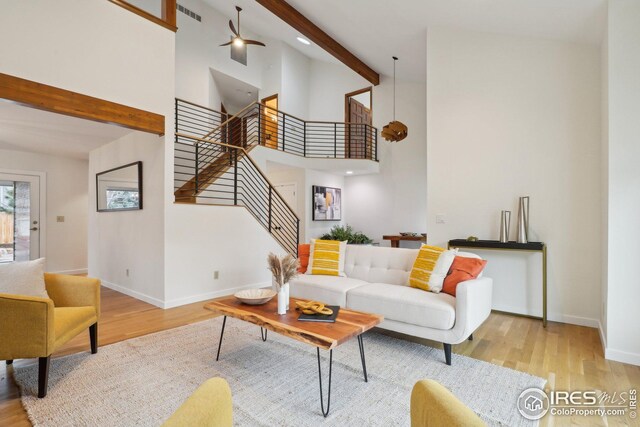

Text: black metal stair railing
xmin=175 ymin=98 xmax=227 ymax=138
xmin=173 ymin=98 xmax=379 ymax=256
xmin=175 ymin=99 xmax=378 ymax=161
xmin=174 ymin=133 xmax=300 ymax=256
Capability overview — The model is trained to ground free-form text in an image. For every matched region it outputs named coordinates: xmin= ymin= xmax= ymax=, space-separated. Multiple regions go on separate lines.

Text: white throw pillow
xmin=305 ymin=239 xmax=347 ymax=277
xmin=427 ymin=249 xmax=458 ymax=293
xmin=0 ymin=258 xmax=49 ymax=298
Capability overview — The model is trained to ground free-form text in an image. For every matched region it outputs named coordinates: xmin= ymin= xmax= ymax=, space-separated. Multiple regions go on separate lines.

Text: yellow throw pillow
xmin=409 ymin=245 xmax=446 ymax=291
xmin=307 ymin=239 xmax=346 ymax=276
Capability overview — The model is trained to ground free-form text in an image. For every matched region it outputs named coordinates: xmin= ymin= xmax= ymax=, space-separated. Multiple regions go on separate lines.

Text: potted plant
xmin=320 ymin=225 xmax=373 ymax=245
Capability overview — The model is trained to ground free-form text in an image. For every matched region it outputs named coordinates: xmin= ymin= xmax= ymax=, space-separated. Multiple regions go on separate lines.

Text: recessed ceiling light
xmin=346 ymin=171 xmax=354 ymax=175
xmin=297 ymin=37 xmax=311 ymax=45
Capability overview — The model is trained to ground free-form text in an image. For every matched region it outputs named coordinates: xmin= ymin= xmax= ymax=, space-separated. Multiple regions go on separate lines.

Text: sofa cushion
xmin=306 ymin=239 xmax=347 ymax=276
xmin=409 ymin=245 xmax=447 ymax=292
xmin=297 ymin=244 xmax=310 ymax=273
xmin=346 ymin=283 xmax=456 ymax=330
xmin=344 ymin=245 xmax=417 ymax=286
xmin=442 ymin=257 xmax=487 ymax=297
xmin=289 ymin=275 xmax=369 ymax=306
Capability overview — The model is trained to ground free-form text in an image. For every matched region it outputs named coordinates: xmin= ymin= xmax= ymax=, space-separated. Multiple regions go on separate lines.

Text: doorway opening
xmin=0 ymin=171 xmax=44 ymax=263
xmin=261 ymin=94 xmax=279 ymax=149
xmin=345 ymin=87 xmax=373 ymax=159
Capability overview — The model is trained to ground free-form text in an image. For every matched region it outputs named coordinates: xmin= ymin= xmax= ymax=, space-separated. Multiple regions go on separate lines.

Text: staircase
xmin=173 ymin=98 xmax=378 ymax=256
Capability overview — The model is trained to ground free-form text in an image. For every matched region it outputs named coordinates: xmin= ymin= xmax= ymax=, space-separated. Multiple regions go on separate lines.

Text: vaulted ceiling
xmin=284 ymin=0 xmax=606 ymax=81
xmin=206 ymin=0 xmax=606 ymax=82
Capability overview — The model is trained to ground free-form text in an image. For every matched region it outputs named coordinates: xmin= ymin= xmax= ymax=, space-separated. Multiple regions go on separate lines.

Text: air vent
xmin=177 ymin=3 xmax=201 ymax=22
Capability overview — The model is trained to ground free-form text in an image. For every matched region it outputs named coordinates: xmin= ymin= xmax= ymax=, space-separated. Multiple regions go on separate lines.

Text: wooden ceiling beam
xmin=0 ymin=73 xmax=165 ymax=136
xmin=255 ymin=0 xmax=380 ymax=86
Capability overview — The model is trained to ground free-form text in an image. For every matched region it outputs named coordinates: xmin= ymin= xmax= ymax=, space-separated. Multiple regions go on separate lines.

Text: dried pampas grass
xmin=267 ymin=252 xmax=299 ymax=290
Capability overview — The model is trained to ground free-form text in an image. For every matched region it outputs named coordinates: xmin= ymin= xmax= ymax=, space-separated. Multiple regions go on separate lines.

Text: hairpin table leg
xmin=215 ymin=316 xmax=227 ymax=361
xmin=317 ymin=347 xmax=333 ymax=417
xmin=358 ymin=334 xmax=368 ymax=382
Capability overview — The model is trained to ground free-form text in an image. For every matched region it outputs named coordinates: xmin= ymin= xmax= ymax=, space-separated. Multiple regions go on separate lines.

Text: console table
xmin=383 ymin=234 xmax=427 ymax=248
xmin=447 ymin=239 xmax=547 ymax=327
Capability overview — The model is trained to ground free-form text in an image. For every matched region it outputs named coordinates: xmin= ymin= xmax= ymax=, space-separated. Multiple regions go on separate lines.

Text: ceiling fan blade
xmin=219 ymin=41 xmax=233 ymax=47
xmin=229 ymin=20 xmax=239 ymax=36
xmin=244 ymin=39 xmax=266 ymax=47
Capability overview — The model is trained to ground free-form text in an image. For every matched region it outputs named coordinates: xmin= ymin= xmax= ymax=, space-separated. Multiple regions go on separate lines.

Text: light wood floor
xmin=1 ymin=287 xmax=638 ymax=426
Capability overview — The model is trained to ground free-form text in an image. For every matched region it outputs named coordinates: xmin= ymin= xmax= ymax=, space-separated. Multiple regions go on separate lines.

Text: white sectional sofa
xmin=289 ymin=244 xmax=493 ymax=365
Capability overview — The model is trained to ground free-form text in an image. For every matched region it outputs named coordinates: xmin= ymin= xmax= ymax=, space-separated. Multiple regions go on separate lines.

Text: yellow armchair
xmin=0 ymin=273 xmax=100 ymax=398
xmin=411 ymin=380 xmax=486 ymax=427
xmin=163 ymin=378 xmax=233 ymax=427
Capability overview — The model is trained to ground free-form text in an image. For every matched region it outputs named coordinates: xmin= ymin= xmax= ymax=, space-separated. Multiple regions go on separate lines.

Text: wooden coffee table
xmin=204 ymin=296 xmax=383 ymax=417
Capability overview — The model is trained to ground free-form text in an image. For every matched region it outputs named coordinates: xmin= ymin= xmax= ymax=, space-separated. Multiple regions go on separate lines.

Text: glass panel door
xmin=0 ymin=173 xmax=41 ymax=263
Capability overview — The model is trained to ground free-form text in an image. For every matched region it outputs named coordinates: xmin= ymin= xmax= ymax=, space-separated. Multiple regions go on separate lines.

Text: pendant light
xmin=381 ymin=56 xmax=408 ymax=142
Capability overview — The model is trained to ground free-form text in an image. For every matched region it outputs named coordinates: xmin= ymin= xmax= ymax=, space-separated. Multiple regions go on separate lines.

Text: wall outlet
xmin=436 ymin=214 xmax=446 ymax=224
xmin=214 ymin=271 xmax=219 ymax=280
xmin=56 ymin=216 xmax=65 ymax=223
xmin=126 ymin=269 xmax=130 ymax=277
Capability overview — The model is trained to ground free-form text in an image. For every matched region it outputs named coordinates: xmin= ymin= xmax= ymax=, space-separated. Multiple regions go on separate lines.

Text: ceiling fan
xmin=220 ymin=6 xmax=266 ymax=48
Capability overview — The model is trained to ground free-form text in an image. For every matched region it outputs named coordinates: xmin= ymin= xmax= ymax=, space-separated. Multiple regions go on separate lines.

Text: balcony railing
xmin=176 ymin=99 xmax=378 ymax=161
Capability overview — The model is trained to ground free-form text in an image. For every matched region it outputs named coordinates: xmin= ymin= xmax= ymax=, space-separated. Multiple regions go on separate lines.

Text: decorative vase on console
xmin=516 ymin=196 xmax=530 ymax=244
xmin=267 ymin=253 xmax=299 ymax=315
xmin=499 ymin=210 xmax=511 ymax=243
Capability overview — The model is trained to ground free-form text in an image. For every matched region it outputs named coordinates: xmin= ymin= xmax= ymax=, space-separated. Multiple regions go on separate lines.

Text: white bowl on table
xmin=234 ymin=288 xmax=277 ymax=305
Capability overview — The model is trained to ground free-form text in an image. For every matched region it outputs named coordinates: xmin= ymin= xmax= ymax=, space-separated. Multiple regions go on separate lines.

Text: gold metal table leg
xmin=542 ymin=245 xmax=547 ymax=328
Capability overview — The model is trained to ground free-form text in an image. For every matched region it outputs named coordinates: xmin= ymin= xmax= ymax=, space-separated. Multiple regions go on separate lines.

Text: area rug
xmin=14 ymin=317 xmax=545 ymax=426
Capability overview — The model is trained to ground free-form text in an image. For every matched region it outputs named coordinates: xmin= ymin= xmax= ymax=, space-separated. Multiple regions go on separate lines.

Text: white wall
xmin=176 ymin=0 xmax=269 ymax=108
xmin=1 ymin=0 xmax=175 ymax=305
xmin=266 ymin=166 xmax=306 ymax=241
xmin=307 ymin=60 xmax=428 ymax=248
xmin=0 ymin=0 xmax=174 ymax=116
xmin=89 ymin=132 xmax=166 ymax=304
xmin=0 ymin=150 xmax=88 ymax=273
xmin=425 ymin=28 xmax=601 ymax=326
xmin=259 ymin=42 xmax=283 ymax=102
xmin=600 ymin=28 xmax=609 ymax=343
xmin=1 ymin=0 xmax=175 ymax=303
xmin=345 ymin=78 xmax=428 ymax=248
xmin=308 ymin=61 xmax=370 ymax=122
xmin=280 ymin=44 xmax=311 ymax=119
xmin=163 ymin=204 xmax=283 ymax=308
xmin=306 ymin=169 xmax=345 ymax=240
xmin=603 ymin=0 xmax=640 ymax=365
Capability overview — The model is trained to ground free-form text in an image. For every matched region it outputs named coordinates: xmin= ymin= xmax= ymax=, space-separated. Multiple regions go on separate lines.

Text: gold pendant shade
xmin=381 ymin=121 xmax=408 ymax=142
xmin=382 ymin=56 xmax=408 ymax=143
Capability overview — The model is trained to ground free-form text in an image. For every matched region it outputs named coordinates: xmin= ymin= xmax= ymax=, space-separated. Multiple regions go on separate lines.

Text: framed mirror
xmin=96 ymin=161 xmax=143 ymax=212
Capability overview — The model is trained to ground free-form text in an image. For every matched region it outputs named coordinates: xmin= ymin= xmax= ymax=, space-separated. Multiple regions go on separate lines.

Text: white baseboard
xmin=163 ymin=281 xmax=271 ymax=309
xmin=50 ymin=268 xmax=88 ymax=275
xmin=101 ymin=279 xmax=272 ymax=309
xmin=598 ymin=320 xmax=607 ymax=351
xmin=547 ymin=313 xmax=600 ymax=328
xmin=604 ymin=347 xmax=640 ymax=366
xmin=101 ymin=280 xmax=165 ymax=308
xmin=597 ymin=320 xmax=639 ymax=366
xmin=494 ymin=304 xmax=600 ymax=328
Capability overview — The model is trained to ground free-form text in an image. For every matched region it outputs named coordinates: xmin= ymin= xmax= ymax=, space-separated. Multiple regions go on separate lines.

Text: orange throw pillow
xmin=297 ymin=244 xmax=311 ymax=273
xmin=442 ymin=257 xmax=487 ymax=297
